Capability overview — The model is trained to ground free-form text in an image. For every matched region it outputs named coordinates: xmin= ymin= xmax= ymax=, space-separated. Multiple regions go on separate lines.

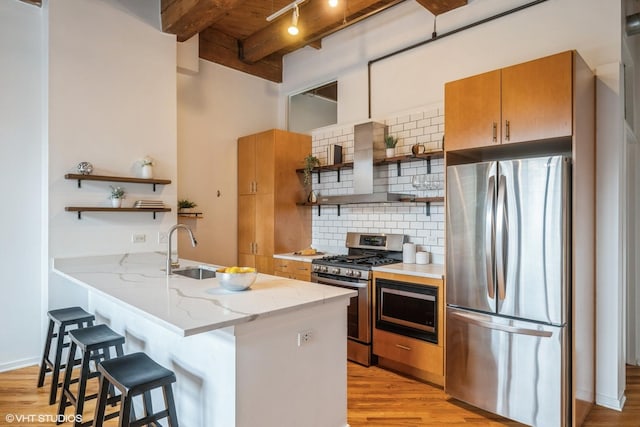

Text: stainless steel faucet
xmin=166 ymin=224 xmax=198 ymax=276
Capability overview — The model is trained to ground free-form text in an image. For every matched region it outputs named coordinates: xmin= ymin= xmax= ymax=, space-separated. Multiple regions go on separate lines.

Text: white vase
xmin=386 ymin=147 xmax=395 ymax=158
xmin=111 ymin=198 xmax=122 ymax=208
xmin=141 ymin=164 xmax=153 ymax=179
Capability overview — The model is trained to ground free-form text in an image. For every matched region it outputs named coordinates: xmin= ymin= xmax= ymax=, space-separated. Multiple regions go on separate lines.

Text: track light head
xmin=328 ymin=0 xmax=338 ymax=7
xmin=288 ymin=5 xmax=300 ymax=35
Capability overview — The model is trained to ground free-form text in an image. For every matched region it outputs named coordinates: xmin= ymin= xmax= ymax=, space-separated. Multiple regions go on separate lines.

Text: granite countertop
xmin=53 ymin=252 xmax=355 ymax=337
xmin=372 ymin=263 xmax=444 ymax=280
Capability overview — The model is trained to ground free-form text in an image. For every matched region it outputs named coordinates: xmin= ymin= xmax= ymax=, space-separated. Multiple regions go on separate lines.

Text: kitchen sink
xmin=172 ymin=267 xmax=217 ymax=280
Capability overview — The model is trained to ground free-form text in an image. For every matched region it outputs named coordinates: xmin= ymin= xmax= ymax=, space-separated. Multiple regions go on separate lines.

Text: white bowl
xmin=217 ymin=271 xmax=257 ymax=291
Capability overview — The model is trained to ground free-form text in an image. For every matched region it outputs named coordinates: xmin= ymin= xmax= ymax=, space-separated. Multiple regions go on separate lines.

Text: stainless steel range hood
xmin=317 ymin=121 xmax=414 ymax=205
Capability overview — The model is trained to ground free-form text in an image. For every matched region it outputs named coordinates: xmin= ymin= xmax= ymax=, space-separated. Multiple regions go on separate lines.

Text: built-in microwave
xmin=375 ymin=278 xmax=438 ymax=344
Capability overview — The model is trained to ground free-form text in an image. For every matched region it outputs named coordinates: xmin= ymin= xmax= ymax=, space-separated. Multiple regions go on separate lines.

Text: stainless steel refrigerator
xmin=445 ymin=155 xmax=571 ymax=427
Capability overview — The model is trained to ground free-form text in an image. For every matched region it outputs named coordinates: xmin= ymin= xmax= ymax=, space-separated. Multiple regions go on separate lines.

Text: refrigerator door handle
xmin=449 ymin=310 xmax=553 ymax=338
xmin=496 ymin=174 xmax=507 ymax=301
xmin=485 ymin=175 xmax=496 ymax=300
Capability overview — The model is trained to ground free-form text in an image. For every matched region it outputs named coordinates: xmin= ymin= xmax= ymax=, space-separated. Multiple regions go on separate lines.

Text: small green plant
xmin=385 ymin=135 xmax=398 ymax=148
xmin=110 ymin=186 xmax=125 ymax=199
xmin=178 ymin=199 xmax=197 ymax=209
xmin=303 ymin=154 xmax=320 ymax=187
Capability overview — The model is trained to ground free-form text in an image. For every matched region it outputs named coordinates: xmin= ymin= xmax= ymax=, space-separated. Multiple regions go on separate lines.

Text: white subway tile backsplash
xmin=311 ymin=104 xmax=445 ymax=257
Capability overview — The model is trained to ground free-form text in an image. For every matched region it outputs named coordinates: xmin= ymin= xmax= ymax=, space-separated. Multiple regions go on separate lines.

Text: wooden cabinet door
xmin=254 ymin=131 xmax=274 ymax=195
xmin=501 ymin=51 xmax=573 ymax=144
xmin=445 ymin=69 xmax=501 ymax=152
xmin=237 ymin=194 xmax=255 ymax=258
xmin=238 ymin=253 xmax=255 ymax=269
xmin=238 ymin=135 xmax=256 ymax=195
xmin=254 ymin=193 xmax=274 ymax=257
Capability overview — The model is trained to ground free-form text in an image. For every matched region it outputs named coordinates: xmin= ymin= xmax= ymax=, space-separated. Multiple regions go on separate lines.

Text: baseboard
xmin=0 ymin=357 xmax=39 ymax=373
xmin=595 ymin=392 xmax=626 ymax=411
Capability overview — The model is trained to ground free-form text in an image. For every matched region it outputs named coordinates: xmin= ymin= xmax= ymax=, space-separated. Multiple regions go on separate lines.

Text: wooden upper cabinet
xmin=445 ymin=51 xmax=574 ymax=152
xmin=254 ymin=131 xmax=275 ymax=195
xmin=238 ymin=135 xmax=257 ymax=195
xmin=501 ymin=51 xmax=572 ymax=144
xmin=444 ymin=69 xmax=501 ymax=151
xmin=238 ymin=131 xmax=275 ymax=195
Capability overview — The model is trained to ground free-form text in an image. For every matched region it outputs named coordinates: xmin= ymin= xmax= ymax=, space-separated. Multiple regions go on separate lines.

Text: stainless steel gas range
xmin=311 ymin=232 xmax=406 ymax=366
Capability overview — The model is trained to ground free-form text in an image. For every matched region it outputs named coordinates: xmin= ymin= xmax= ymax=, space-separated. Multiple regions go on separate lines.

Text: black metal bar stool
xmin=37 ymin=306 xmax=95 ymax=405
xmin=93 ymin=352 xmax=179 ymax=427
xmin=56 ymin=324 xmax=125 ymax=427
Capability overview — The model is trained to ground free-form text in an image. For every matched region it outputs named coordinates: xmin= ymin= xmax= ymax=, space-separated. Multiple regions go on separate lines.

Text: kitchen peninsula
xmin=53 ymin=252 xmax=355 ymax=427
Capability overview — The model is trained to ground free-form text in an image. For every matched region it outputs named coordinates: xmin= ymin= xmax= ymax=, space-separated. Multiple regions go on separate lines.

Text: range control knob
xmin=331 ymin=267 xmax=340 ymax=275
xmin=321 ymin=265 xmax=329 ymax=273
xmin=345 ymin=269 xmax=353 ymax=277
xmin=352 ymin=270 xmax=362 ymax=278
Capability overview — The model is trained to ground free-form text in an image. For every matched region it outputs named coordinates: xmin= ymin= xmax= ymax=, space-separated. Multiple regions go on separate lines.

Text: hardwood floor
xmin=0 ymin=363 xmax=638 ymax=426
xmin=347 ymin=363 xmax=640 ymax=427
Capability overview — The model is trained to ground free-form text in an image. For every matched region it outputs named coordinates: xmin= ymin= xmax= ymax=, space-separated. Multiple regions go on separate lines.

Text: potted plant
xmin=303 ymin=154 xmax=320 ymax=188
xmin=178 ymin=199 xmax=197 ymax=213
xmin=110 ymin=186 xmax=125 ymax=208
xmin=140 ymin=156 xmax=154 ymax=179
xmin=303 ymin=154 xmax=320 ymax=203
xmin=385 ymin=135 xmax=398 ymax=158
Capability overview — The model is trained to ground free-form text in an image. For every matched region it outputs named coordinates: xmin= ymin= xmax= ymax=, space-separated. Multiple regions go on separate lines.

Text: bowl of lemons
xmin=216 ymin=266 xmax=257 ymax=291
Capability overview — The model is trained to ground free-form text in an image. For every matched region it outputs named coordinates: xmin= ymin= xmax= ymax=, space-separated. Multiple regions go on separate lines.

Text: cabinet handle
xmin=492 ymin=122 xmax=497 ymax=142
xmin=253 ymin=181 xmax=258 ymax=193
xmin=505 ymin=120 xmax=510 ymax=141
xmin=254 ymin=242 xmax=258 ymax=254
xmin=395 ymin=344 xmax=412 ymax=351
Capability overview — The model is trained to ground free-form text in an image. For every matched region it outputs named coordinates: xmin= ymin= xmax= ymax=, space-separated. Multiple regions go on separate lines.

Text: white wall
xmin=281 ymin=0 xmax=618 ymax=125
xmin=282 ymin=0 xmax=625 ymax=410
xmin=46 ymin=0 xmax=178 ymax=309
xmin=0 ymin=0 xmax=44 ymax=371
xmin=176 ymin=60 xmax=279 ymax=266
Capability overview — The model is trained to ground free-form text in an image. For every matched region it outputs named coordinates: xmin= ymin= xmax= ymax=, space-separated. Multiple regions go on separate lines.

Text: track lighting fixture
xmin=266 ymin=0 xmax=306 ymax=22
xmin=288 ymin=5 xmax=300 ymax=35
xmin=328 ymin=0 xmax=338 ymax=7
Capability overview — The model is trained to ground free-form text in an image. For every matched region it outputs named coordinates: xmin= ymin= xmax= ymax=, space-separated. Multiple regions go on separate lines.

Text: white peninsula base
xmin=91 ymin=292 xmax=349 ymax=427
xmin=53 ymin=253 xmax=353 ymax=427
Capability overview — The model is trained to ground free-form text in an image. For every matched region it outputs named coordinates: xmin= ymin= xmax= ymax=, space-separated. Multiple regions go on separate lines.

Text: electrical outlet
xmin=132 ymin=233 xmax=146 ymax=243
xmin=426 ymin=235 xmax=438 ymax=246
xmin=158 ymin=232 xmax=168 ymax=244
xmin=297 ymin=330 xmax=313 ymax=346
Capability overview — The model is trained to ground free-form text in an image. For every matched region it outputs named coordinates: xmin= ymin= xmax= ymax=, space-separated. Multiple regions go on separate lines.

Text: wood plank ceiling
xmin=163 ymin=0 xmax=466 ymax=82
xmin=19 ymin=0 xmax=467 ymax=82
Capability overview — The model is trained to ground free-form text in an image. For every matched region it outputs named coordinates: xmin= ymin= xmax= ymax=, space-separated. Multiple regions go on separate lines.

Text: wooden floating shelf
xmin=65 ymin=207 xmax=171 ymax=220
xmin=178 ymin=212 xmax=203 ymax=218
xmin=296 ymin=151 xmax=444 ymax=183
xmin=297 ymin=196 xmax=443 ymax=217
xmin=65 ymin=174 xmax=172 ymax=191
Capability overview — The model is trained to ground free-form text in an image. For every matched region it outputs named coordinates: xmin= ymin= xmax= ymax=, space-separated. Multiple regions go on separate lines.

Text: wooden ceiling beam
xmin=161 ymin=0 xmax=245 ymax=42
xmin=414 ymin=0 xmax=467 ymax=16
xmin=240 ymin=0 xmax=403 ymax=64
xmin=199 ymin=27 xmax=283 ymax=83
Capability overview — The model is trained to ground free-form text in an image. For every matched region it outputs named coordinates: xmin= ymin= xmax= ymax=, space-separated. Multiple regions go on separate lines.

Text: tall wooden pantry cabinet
xmin=237 ymin=129 xmax=311 ymax=274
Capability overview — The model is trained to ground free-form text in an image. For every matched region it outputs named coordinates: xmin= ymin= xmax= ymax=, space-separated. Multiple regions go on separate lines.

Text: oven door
xmin=311 ymin=273 xmax=370 ymax=344
xmin=376 ymin=278 xmax=438 ymax=343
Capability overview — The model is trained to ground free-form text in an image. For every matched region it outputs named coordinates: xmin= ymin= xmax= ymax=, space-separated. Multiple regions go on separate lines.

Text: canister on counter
xmin=402 ymin=243 xmax=416 ymax=263
xmin=416 ymin=251 xmax=429 ymax=265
